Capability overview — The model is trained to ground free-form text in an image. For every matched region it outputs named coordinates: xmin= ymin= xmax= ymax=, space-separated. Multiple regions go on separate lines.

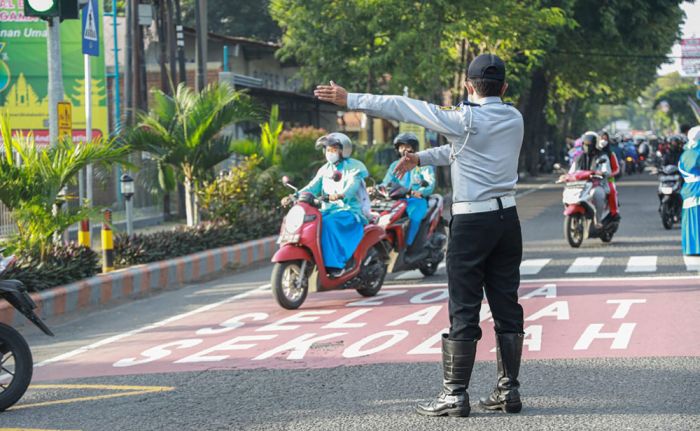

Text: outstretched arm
xmin=315 ymin=82 xmax=464 ymax=140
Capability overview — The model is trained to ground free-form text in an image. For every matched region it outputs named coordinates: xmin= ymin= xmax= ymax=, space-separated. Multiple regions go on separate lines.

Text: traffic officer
xmin=315 ymin=53 xmax=525 ymax=418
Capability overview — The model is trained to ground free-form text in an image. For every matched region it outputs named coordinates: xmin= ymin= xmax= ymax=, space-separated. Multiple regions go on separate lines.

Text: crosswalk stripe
xmin=625 ymin=256 xmax=657 ymax=273
xmin=566 ymin=257 xmax=604 ymax=273
xmin=684 ymin=255 xmax=700 ymax=272
xmin=520 ymin=259 xmax=551 ymax=275
xmin=395 ymin=270 xmax=423 ymax=280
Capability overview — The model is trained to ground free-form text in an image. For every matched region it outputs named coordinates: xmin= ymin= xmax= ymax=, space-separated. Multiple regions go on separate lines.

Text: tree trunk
xmin=192 ymin=181 xmax=200 ymax=225
xmin=156 ymin=0 xmax=169 ymax=94
xmin=166 ymin=0 xmax=177 ymax=91
xmin=184 ymin=177 xmax=194 ymax=226
xmin=163 ymin=192 xmax=171 ymax=221
xmin=366 ymin=72 xmax=374 ymax=146
xmin=519 ymin=67 xmax=549 ymax=176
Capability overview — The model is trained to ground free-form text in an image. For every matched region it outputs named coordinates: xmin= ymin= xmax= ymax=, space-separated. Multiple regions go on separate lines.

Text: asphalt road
xmin=1 ymin=173 xmax=698 ymax=431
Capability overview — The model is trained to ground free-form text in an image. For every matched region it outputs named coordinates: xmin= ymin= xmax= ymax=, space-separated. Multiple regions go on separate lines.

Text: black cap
xmin=467 ymin=54 xmax=506 ymax=80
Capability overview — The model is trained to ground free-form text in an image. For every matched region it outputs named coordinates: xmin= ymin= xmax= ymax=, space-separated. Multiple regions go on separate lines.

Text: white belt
xmin=683 ymin=196 xmax=700 ymax=209
xmin=452 ymin=196 xmax=516 ymax=215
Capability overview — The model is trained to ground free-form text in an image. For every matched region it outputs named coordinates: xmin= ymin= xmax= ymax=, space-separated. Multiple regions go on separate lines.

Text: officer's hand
xmin=329 ymin=193 xmax=344 ymax=202
xmin=367 ymin=186 xmax=375 ymax=196
xmin=314 ymin=81 xmax=348 ymax=107
xmin=394 ymin=153 xmax=419 ymax=178
xmin=411 ymin=190 xmax=423 ymax=198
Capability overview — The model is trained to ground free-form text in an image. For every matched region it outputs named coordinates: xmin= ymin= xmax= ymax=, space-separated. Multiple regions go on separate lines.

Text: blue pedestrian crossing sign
xmin=82 ymin=0 xmax=99 ymax=57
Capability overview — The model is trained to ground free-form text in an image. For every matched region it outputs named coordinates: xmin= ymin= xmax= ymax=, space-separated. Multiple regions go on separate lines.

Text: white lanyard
xmin=450 ymin=105 xmax=475 ymax=164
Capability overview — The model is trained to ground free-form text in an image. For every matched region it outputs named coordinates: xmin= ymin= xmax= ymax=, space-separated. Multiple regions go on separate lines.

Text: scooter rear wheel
xmin=0 ymin=323 xmax=33 ymax=411
xmin=271 ymin=261 xmax=308 ymax=310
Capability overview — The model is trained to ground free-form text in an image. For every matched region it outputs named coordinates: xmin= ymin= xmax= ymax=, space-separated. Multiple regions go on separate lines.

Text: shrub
xmin=114 ymin=220 xmax=277 ymax=267
xmin=1 ymin=243 xmax=100 ymax=292
xmin=198 ymin=155 xmax=286 ymax=232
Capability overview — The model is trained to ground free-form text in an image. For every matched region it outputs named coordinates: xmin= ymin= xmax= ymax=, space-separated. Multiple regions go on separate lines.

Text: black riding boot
xmin=479 ymin=333 xmax=523 ymax=413
xmin=416 ymin=334 xmax=477 ymax=417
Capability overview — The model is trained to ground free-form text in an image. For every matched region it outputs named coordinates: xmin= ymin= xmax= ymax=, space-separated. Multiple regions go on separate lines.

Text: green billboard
xmin=0 ymin=0 xmax=109 ymax=145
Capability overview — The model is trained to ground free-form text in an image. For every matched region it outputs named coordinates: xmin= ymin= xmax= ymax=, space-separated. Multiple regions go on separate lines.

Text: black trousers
xmin=447 ymin=206 xmax=524 ymax=341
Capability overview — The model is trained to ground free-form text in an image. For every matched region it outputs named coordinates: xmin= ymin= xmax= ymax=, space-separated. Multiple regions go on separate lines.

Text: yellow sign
xmin=57 ymin=101 xmax=72 ymax=141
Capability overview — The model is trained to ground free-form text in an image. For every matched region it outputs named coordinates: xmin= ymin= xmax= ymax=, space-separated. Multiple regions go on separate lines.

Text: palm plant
xmin=128 ymin=82 xmax=259 ymax=226
xmin=230 ymin=103 xmax=283 ymax=171
xmin=0 ymin=112 xmax=130 ymax=259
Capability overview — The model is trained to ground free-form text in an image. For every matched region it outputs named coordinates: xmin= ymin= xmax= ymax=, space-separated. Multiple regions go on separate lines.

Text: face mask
xmin=326 ymin=152 xmax=340 ymax=164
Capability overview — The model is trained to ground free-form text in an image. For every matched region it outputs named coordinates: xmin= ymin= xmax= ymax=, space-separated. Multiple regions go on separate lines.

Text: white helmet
xmin=315 ymin=133 xmax=353 ymax=158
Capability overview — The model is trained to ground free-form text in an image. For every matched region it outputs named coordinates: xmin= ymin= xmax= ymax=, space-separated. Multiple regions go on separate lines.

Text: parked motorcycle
xmin=558 ymin=169 xmax=620 ymax=248
xmin=271 ymin=177 xmax=390 ymax=310
xmin=370 ymin=184 xmax=447 ymax=276
xmin=657 ymin=164 xmax=683 ymax=229
xmin=0 ymin=254 xmax=54 ymax=412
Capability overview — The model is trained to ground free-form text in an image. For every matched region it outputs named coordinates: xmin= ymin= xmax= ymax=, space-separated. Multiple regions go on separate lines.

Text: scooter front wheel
xmin=0 ymin=323 xmax=33 ymax=412
xmin=271 ymin=261 xmax=309 ymax=310
xmin=564 ymin=214 xmax=584 ymax=248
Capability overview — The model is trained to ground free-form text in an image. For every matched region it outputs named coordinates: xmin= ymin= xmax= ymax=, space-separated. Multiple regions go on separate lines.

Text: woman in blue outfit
xmin=680 ymin=127 xmax=700 ymax=255
xmin=378 ymin=132 xmax=436 ymax=248
xmin=298 ymin=133 xmax=370 ymax=277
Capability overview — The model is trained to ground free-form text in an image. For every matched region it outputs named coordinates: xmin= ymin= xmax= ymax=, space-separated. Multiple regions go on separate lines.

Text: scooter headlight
xmin=284 ymin=205 xmax=306 ymax=234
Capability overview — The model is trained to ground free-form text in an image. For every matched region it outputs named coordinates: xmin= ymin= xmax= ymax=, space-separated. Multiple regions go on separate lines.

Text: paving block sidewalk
xmin=0 ymin=236 xmax=278 ymax=326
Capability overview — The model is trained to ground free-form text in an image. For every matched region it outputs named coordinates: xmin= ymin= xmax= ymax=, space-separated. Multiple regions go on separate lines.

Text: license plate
xmin=563 ymin=188 xmax=583 ymax=203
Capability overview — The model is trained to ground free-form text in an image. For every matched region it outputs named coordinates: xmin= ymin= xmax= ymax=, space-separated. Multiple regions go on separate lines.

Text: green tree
xmin=519 ymin=0 xmax=685 ymax=173
xmin=0 ymin=113 xmax=130 ymax=259
xmin=127 ymin=82 xmax=259 ymax=227
xmin=182 ymin=0 xmax=282 ymax=41
xmin=271 ymin=0 xmax=566 ymax=146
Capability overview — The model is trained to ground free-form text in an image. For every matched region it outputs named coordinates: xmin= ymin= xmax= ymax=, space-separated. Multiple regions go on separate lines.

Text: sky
xmin=658 ymin=1 xmax=700 ymax=76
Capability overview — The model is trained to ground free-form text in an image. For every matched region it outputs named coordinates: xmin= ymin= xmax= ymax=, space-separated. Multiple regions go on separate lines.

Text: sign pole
xmin=85 ymin=54 xmax=93 ymax=206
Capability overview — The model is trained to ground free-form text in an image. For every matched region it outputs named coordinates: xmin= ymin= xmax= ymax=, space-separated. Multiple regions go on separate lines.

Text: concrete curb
xmin=0 ymin=236 xmax=278 ymax=326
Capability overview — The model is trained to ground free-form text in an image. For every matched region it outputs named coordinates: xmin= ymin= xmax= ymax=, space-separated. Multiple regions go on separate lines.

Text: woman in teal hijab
xmin=680 ymin=126 xmax=700 ymax=255
xmin=299 ymin=133 xmax=370 ymax=277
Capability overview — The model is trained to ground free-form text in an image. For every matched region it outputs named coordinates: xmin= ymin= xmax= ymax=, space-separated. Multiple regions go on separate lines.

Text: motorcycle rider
xmin=599 ymin=132 xmax=621 ymax=221
xmin=566 ymin=131 xmax=613 ymax=225
xmin=663 ymin=135 xmax=685 ymax=166
xmin=375 ymin=132 xmax=436 ymax=249
xmin=283 ymin=133 xmax=370 ymax=278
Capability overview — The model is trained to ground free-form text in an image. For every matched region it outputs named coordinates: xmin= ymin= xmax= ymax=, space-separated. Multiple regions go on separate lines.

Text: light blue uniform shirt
xmin=381 ymin=160 xmax=436 ymax=196
xmin=347 ymin=93 xmax=524 ymax=203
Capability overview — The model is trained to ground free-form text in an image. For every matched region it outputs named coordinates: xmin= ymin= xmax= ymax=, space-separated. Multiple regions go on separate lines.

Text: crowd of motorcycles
xmin=553 ymin=134 xmax=686 ymax=248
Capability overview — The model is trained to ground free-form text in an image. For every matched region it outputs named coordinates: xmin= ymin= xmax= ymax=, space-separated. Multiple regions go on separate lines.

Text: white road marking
xmin=520 ymin=259 xmax=551 ymax=275
xmin=35 ymin=284 xmax=270 ymax=368
xmin=566 ymin=257 xmax=604 ymax=274
xmin=395 ymin=270 xmax=423 ymax=281
xmin=684 ymin=255 xmax=700 ymax=272
xmin=625 ymin=256 xmax=658 ymax=273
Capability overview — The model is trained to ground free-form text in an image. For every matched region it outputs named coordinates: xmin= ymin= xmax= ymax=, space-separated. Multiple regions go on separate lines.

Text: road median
xmin=0 ymin=236 xmax=278 ymax=327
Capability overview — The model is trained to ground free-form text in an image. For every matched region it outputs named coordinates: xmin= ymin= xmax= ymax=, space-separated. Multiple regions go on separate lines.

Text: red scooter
xmin=558 ymin=169 xmax=619 ymax=248
xmin=271 ymin=177 xmax=390 ymax=310
xmin=371 ymin=184 xmax=447 ymax=276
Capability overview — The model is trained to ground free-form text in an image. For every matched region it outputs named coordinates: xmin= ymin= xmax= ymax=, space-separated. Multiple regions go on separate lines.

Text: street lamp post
xmin=120 ymin=174 xmax=135 ymax=236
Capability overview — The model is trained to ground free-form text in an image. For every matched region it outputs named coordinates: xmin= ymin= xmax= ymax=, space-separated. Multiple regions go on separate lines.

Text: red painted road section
xmin=34 ymin=278 xmax=700 ymax=381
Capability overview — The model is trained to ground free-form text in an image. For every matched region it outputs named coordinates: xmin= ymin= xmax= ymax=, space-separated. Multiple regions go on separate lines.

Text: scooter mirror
xmin=553 ymin=163 xmax=562 ymax=170
xmin=282 ymin=175 xmax=290 ymax=185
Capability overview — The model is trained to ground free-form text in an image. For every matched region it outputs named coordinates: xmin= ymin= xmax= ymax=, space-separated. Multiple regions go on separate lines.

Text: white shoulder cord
xmin=449 ymin=104 xmax=474 ymax=164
